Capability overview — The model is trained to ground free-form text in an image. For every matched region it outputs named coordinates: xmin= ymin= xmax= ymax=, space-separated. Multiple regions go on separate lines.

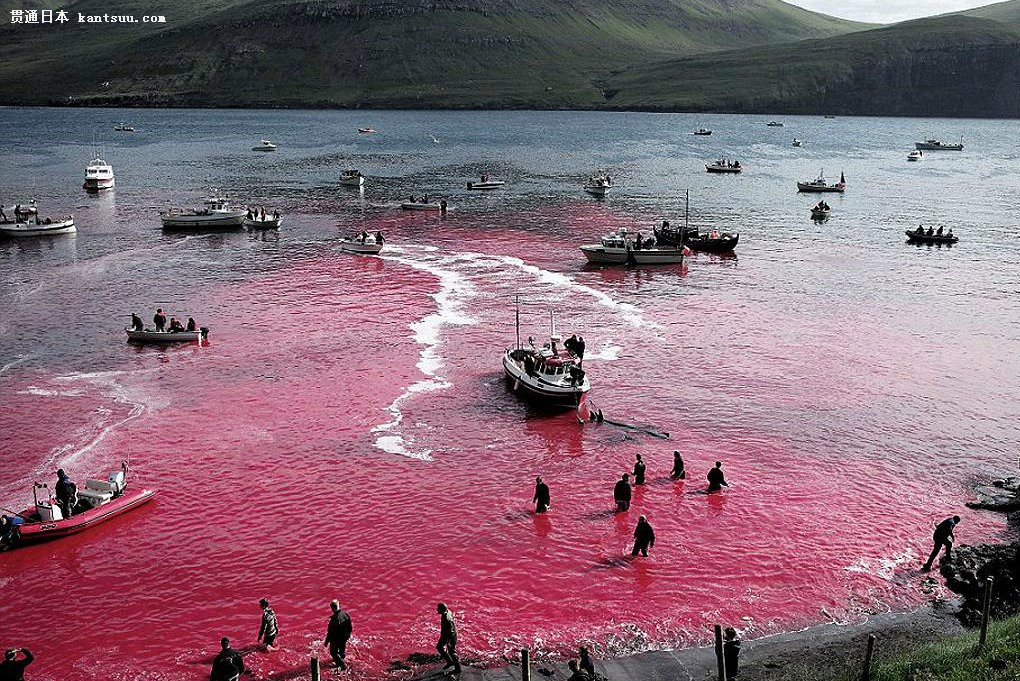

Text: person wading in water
xmin=922 ymin=515 xmax=961 ymax=571
xmin=633 ymin=453 xmax=646 ymax=485
xmin=707 ymin=461 xmax=729 ymax=492
xmin=533 ymin=476 xmax=551 ymax=513
xmin=631 ymin=515 xmax=655 ymax=557
xmin=614 ymin=474 xmax=632 ymax=511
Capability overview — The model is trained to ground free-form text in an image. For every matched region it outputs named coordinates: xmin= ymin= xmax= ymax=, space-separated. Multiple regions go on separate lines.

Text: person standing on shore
xmin=578 ymin=646 xmax=597 ymax=679
xmin=922 ymin=515 xmax=961 ymax=571
xmin=325 ymin=599 xmax=353 ymax=669
xmin=533 ymin=476 xmax=551 ymax=513
xmin=565 ymin=659 xmax=590 ymax=681
xmin=723 ymin=627 xmax=740 ymax=680
xmin=209 ymin=637 xmax=245 ymax=681
xmin=614 ymin=474 xmax=632 ymax=511
xmin=0 ymin=648 xmax=34 ymax=681
xmin=671 ymin=451 xmax=686 ymax=480
xmin=436 ymin=602 xmax=461 ymax=675
xmin=633 ymin=454 xmax=646 ymax=485
xmin=707 ymin=461 xmax=728 ymax=492
xmin=257 ymin=598 xmax=278 ymax=650
xmin=631 ymin=515 xmax=655 ymax=557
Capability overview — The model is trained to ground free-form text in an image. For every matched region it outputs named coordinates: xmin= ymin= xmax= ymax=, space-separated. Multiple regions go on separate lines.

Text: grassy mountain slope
xmin=602 ymin=15 xmax=1020 ymax=117
xmin=963 ymin=0 xmax=1020 ymax=23
xmin=0 ymin=0 xmax=869 ymax=107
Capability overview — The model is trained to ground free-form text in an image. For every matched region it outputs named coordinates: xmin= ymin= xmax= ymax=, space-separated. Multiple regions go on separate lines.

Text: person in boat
xmin=273 ymin=210 xmax=280 ymax=221
xmin=210 ymin=637 xmax=245 ymax=681
xmin=260 ymin=206 xmax=266 ymax=221
xmin=436 ymin=602 xmax=462 ymax=675
xmin=187 ymin=317 xmax=197 ymax=332
xmin=936 ymin=226 xmax=944 ymax=236
xmin=440 ymin=199 xmax=448 ymax=213
xmin=633 ymin=453 xmax=646 ymax=485
xmin=564 ymin=334 xmax=578 ymax=355
xmin=723 ymin=627 xmax=741 ymax=680
xmin=423 ymin=194 xmax=429 ymax=204
xmin=154 ymin=308 xmax=167 ymax=332
xmin=523 ymin=353 xmax=536 ymax=377
xmin=926 ymin=227 xmax=934 ymax=236
xmin=257 ymin=598 xmax=279 ymax=650
xmin=922 ymin=515 xmax=960 ymax=571
xmin=568 ymin=364 xmax=585 ymax=385
xmin=734 ymin=161 xmax=741 ymax=168
xmin=0 ymin=205 xmax=6 ymax=222
xmin=533 ymin=475 xmax=551 ymax=513
xmin=631 ymin=515 xmax=655 ymax=557
xmin=565 ymin=659 xmax=590 ymax=681
xmin=13 ymin=204 xmax=22 ymax=222
xmin=633 ymin=233 xmax=642 ymax=250
xmin=55 ymin=468 xmax=77 ymax=519
xmin=707 ymin=461 xmax=728 ymax=492
xmin=1 ymin=515 xmax=24 ymax=549
xmin=578 ymin=647 xmax=597 ymax=680
xmin=246 ymin=207 xmax=254 ymax=221
xmin=169 ymin=317 xmax=185 ymax=333
xmin=325 ymin=599 xmax=353 ymax=669
xmin=709 ymin=229 xmax=720 ymax=239
xmin=916 ymin=225 xmax=925 ymax=235
xmin=614 ymin=473 xmax=632 ymax=512
xmin=0 ymin=648 xmax=34 ymax=681
xmin=947 ymin=228 xmax=953 ymax=237
xmin=671 ymin=450 xmax=686 ymax=480
xmin=131 ymin=313 xmax=144 ymax=331
xmin=576 ymin=336 xmax=585 ymax=364
xmin=375 ymin=231 xmax=384 ymax=245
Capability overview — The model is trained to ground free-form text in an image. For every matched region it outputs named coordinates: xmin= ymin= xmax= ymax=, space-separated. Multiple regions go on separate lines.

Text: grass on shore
xmin=859 ymin=614 xmax=1020 ymax=681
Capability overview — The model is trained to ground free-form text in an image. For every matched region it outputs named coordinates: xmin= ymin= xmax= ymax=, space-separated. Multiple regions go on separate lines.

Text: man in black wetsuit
xmin=436 ymin=602 xmax=461 ymax=675
xmin=614 ymin=474 xmax=632 ymax=512
xmin=533 ymin=476 xmax=551 ymax=513
xmin=153 ymin=308 xmax=167 ymax=332
xmin=0 ymin=648 xmax=33 ymax=681
xmin=723 ymin=627 xmax=740 ymax=680
xmin=633 ymin=453 xmax=646 ymax=485
xmin=55 ymin=468 xmax=77 ymax=518
xmin=209 ymin=637 xmax=245 ymax=681
xmin=632 ymin=515 xmax=655 ymax=557
xmin=257 ymin=598 xmax=279 ymax=650
xmin=131 ymin=313 xmax=144 ymax=331
xmin=325 ymin=599 xmax=353 ymax=669
xmin=187 ymin=317 xmax=197 ymax=332
xmin=922 ymin=515 xmax=961 ymax=571
xmin=671 ymin=451 xmax=686 ymax=480
xmin=707 ymin=461 xmax=728 ymax=492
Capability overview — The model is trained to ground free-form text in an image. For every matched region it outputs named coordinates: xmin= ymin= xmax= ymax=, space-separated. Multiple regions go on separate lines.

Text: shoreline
xmin=407 ymin=602 xmax=964 ymax=681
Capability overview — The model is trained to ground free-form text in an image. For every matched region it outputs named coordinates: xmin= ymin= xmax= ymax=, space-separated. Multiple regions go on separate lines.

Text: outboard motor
xmin=200 ymin=326 xmax=210 ymax=340
xmin=107 ymin=469 xmax=126 ymax=495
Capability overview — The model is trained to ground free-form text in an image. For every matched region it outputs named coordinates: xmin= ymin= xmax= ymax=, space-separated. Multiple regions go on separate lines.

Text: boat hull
xmin=401 ymin=203 xmax=444 ymax=211
xmin=630 ymin=249 xmax=686 ymax=265
xmin=583 ymin=185 xmax=611 ymax=196
xmin=243 ymin=216 xmax=283 ymax=229
xmin=810 ymin=209 xmax=831 ymax=218
xmin=126 ymin=327 xmax=207 ymax=343
xmin=687 ymin=234 xmax=739 ymax=253
xmin=83 ymin=178 xmax=115 ymax=191
xmin=915 ymin=142 xmax=963 ymax=151
xmin=580 ymin=245 xmax=628 ymax=264
xmin=15 ymin=489 xmax=156 ymax=544
xmin=467 ymin=181 xmax=505 ymax=190
xmin=340 ymin=240 xmax=383 ymax=254
xmin=0 ymin=218 xmax=76 ymax=237
xmin=502 ymin=351 xmax=589 ymax=409
xmin=339 ymin=176 xmax=365 ymax=187
xmin=905 ymin=230 xmax=958 ymax=244
xmin=160 ymin=213 xmax=246 ymax=230
xmin=797 ymin=183 xmax=844 ymax=193
xmin=706 ymin=165 xmax=742 ymax=174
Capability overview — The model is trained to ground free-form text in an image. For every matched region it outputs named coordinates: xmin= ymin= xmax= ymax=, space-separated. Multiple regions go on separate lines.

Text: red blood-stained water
xmin=1 ymin=198 xmax=1017 ymax=681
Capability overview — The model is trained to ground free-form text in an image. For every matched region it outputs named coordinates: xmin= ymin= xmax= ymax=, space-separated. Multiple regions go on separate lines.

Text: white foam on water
xmin=586 ymin=343 xmax=622 ymax=361
xmin=20 ymin=386 xmax=86 ymax=398
xmin=371 ymin=246 xmax=478 ymax=460
xmin=0 ymin=354 xmax=29 ymax=377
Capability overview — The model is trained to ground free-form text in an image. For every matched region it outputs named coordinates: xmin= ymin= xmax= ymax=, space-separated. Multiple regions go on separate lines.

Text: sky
xmin=787 ymin=0 xmax=1001 ymax=23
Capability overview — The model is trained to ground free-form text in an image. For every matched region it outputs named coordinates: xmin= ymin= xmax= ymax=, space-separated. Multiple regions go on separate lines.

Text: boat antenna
xmin=515 ymin=294 xmax=521 ymax=350
xmin=681 ymin=188 xmax=689 ymax=265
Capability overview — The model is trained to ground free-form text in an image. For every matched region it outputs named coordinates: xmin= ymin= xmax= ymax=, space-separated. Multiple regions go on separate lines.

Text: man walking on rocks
xmin=436 ymin=602 xmax=462 ymax=676
xmin=922 ymin=515 xmax=961 ymax=571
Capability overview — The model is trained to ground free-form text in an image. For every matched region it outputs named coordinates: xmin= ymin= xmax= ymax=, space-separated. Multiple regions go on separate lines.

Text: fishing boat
xmin=792 ymin=138 xmax=803 ymax=147
xmin=112 ymin=124 xmax=135 ymax=132
xmin=243 ymin=212 xmax=283 ymax=229
xmin=797 ymin=170 xmax=845 ymax=193
xmin=339 ymin=169 xmax=365 ymax=187
xmin=358 ymin=127 xmax=376 ymax=134
xmin=252 ymin=140 xmax=277 ymax=152
xmin=401 ymin=198 xmax=447 ymax=212
xmin=915 ymin=138 xmax=963 ymax=151
xmin=580 ymin=231 xmax=630 ymax=264
xmin=583 ymin=172 xmax=613 ymax=196
xmin=160 ymin=194 xmax=246 ymax=231
xmin=340 ymin=232 xmax=383 ymax=254
xmin=906 ymin=228 xmax=958 ymax=244
xmin=125 ymin=325 xmax=209 ymax=343
xmin=630 ymin=242 xmax=690 ymax=265
xmin=907 ymin=150 xmax=923 ymax=161
xmin=1 ymin=463 xmax=155 ymax=549
xmin=466 ymin=177 xmax=505 ymax=190
xmin=1 ymin=201 xmax=75 ymax=237
xmin=684 ymin=230 xmax=739 ymax=253
xmin=503 ymin=302 xmax=590 ymax=410
xmin=706 ymin=159 xmax=743 ymax=173
xmin=767 ymin=121 xmax=784 ymax=127
xmin=83 ymin=153 xmax=115 ymax=191
xmin=810 ymin=205 xmax=831 ymax=219
xmin=693 ymin=128 xmax=712 ymax=136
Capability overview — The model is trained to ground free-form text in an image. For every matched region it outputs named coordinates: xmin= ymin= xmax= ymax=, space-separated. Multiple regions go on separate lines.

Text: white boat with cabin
xmin=339 ymin=169 xmax=365 ymax=186
xmin=0 ymin=213 xmax=76 ymax=237
xmin=160 ymin=194 xmax=247 ymax=231
xmin=503 ymin=305 xmax=590 ymax=410
xmin=915 ymin=138 xmax=963 ymax=151
xmin=83 ymin=154 xmax=115 ymax=191
xmin=340 ymin=232 xmax=384 ymax=254
xmin=583 ymin=173 xmax=613 ymax=196
xmin=252 ymin=140 xmax=277 ymax=152
xmin=907 ymin=150 xmax=923 ymax=161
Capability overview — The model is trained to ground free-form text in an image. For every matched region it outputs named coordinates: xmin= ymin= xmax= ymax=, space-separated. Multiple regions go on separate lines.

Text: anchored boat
xmin=252 ymin=140 xmax=277 ymax=152
xmin=503 ymin=302 xmax=589 ymax=410
xmin=915 ymin=138 xmax=963 ymax=151
xmin=0 ymin=201 xmax=75 ymax=237
xmin=706 ymin=159 xmax=743 ymax=173
xmin=340 ymin=232 xmax=384 ymax=254
xmin=798 ymin=169 xmax=846 ymax=193
xmin=160 ymin=194 xmax=246 ymax=231
xmin=583 ymin=172 xmax=613 ymax=196
xmin=83 ymin=153 xmax=115 ymax=191
xmin=339 ymin=169 xmax=365 ymax=187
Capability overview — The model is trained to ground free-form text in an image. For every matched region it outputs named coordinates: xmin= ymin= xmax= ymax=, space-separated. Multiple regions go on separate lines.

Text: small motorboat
xmin=907 ymin=150 xmax=923 ymax=161
xmin=340 ymin=232 xmax=384 ymax=254
xmin=243 ymin=211 xmax=283 ymax=229
xmin=83 ymin=153 xmax=115 ymax=191
xmin=252 ymin=140 xmax=277 ymax=152
xmin=503 ymin=302 xmax=590 ymax=410
xmin=580 ymin=230 xmax=630 ymax=264
xmin=797 ymin=170 xmax=846 ymax=193
xmin=583 ymin=172 xmax=613 ymax=196
xmin=915 ymin=138 xmax=963 ymax=151
xmin=580 ymin=229 xmax=688 ymax=265
xmin=810 ymin=205 xmax=832 ymax=219
xmin=693 ymin=128 xmax=712 ymax=136
xmin=684 ymin=230 xmax=739 ymax=253
xmin=792 ymin=138 xmax=803 ymax=147
xmin=906 ymin=228 xmax=958 ymax=244
xmin=1 ymin=463 xmax=155 ymax=549
xmin=160 ymin=194 xmax=246 ymax=231
xmin=401 ymin=198 xmax=447 ymax=212
xmin=467 ymin=176 xmax=505 ymax=190
xmin=126 ymin=325 xmax=209 ymax=344
xmin=706 ymin=160 xmax=743 ymax=173
xmin=113 ymin=124 xmax=135 ymax=132
xmin=339 ymin=169 xmax=365 ymax=187
xmin=358 ymin=127 xmax=376 ymax=134
xmin=0 ymin=212 xmax=76 ymax=237
xmin=767 ymin=121 xmax=784 ymax=127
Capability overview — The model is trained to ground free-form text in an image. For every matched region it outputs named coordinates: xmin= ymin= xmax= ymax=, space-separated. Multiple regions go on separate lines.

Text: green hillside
xmin=0 ymin=0 xmax=868 ymax=107
xmin=963 ymin=0 xmax=1020 ymax=23
xmin=602 ymin=15 xmax=1020 ymax=117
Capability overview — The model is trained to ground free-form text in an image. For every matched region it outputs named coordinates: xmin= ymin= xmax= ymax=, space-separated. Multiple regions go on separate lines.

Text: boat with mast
xmin=915 ymin=137 xmax=963 ymax=151
xmin=654 ymin=189 xmax=738 ymax=253
xmin=503 ymin=299 xmax=590 ymax=409
xmin=797 ymin=169 xmax=846 ymax=193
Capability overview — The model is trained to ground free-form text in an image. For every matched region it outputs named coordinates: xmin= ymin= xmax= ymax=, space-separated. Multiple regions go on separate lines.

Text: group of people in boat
xmin=714 ymin=159 xmax=741 ymax=168
xmin=132 ymin=308 xmax=199 ymax=333
xmin=914 ymin=225 xmax=953 ymax=238
xmin=0 ymin=201 xmax=40 ymax=224
xmin=813 ymin=201 xmax=831 ymax=212
xmin=1 ymin=467 xmax=81 ymax=549
xmin=354 ymin=230 xmax=384 ymax=244
xmin=246 ymin=206 xmax=280 ymax=222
